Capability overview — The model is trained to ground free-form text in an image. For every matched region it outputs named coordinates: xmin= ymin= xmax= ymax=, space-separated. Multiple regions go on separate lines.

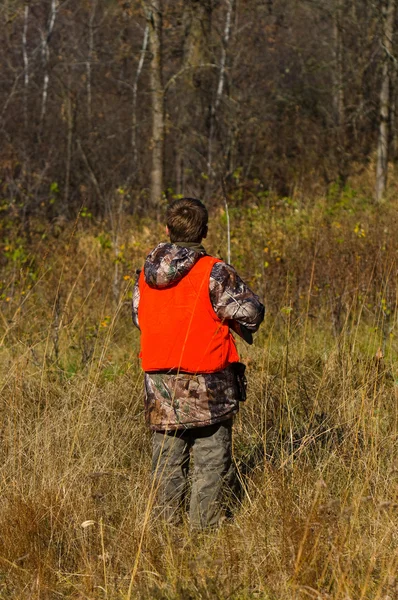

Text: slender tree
xmin=40 ymin=0 xmax=58 ymax=131
xmin=132 ymin=24 xmax=149 ymax=168
xmin=86 ymin=0 xmax=97 ymax=126
xmin=207 ymin=0 xmax=234 ymax=177
xmin=375 ymin=0 xmax=396 ymax=202
xmin=22 ymin=3 xmax=29 ymax=130
xmin=144 ymin=0 xmax=164 ymax=208
xmin=332 ymin=0 xmax=344 ymax=128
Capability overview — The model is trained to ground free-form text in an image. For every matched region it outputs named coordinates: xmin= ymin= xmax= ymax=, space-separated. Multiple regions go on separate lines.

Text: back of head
xmin=166 ymin=198 xmax=208 ymax=243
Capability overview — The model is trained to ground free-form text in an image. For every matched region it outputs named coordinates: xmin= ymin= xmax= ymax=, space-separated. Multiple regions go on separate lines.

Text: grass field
xmin=0 ymin=195 xmax=397 ymax=599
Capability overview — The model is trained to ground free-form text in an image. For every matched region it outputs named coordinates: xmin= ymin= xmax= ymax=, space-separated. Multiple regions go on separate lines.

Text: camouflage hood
xmin=143 ymin=243 xmax=206 ymax=289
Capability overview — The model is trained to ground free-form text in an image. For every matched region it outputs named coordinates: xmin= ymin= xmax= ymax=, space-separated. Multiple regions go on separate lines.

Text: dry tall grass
xmin=1 ymin=197 xmax=397 ymax=599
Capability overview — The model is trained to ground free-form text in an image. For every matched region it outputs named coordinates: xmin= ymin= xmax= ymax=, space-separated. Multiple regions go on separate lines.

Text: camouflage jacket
xmin=132 ymin=242 xmax=265 ymax=431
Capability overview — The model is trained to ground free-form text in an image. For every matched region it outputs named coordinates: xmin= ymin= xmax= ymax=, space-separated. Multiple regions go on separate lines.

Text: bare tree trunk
xmin=22 ymin=4 xmax=29 ymax=130
xmin=178 ymin=0 xmax=213 ymax=195
xmin=183 ymin=0 xmax=212 ymax=72
xmin=145 ymin=0 xmax=164 ymax=209
xmin=332 ymin=0 xmax=348 ymax=185
xmin=64 ymin=71 xmax=74 ymax=212
xmin=332 ymin=1 xmax=344 ymax=128
xmin=40 ymin=0 xmax=58 ymax=131
xmin=207 ymin=0 xmax=234 ymax=177
xmin=86 ymin=0 xmax=97 ymax=126
xmin=132 ymin=24 xmax=149 ymax=168
xmin=375 ymin=0 xmax=396 ymax=203
xmin=391 ymin=55 xmax=398 ymax=159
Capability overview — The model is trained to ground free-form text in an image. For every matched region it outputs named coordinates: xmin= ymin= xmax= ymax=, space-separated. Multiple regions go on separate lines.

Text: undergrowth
xmin=0 ymin=194 xmax=397 ymax=599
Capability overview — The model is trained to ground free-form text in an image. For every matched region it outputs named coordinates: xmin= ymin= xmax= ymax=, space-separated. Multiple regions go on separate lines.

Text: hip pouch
xmin=232 ymin=362 xmax=247 ymax=402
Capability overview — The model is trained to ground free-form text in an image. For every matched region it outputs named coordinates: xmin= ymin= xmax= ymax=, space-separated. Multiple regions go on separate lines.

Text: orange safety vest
xmin=138 ymin=255 xmax=239 ymax=373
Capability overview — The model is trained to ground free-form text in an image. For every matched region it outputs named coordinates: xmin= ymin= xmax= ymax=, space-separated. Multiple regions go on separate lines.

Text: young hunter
xmin=132 ymin=198 xmax=265 ymax=529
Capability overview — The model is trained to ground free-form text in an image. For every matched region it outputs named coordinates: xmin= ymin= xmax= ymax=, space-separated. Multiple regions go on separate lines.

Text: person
xmin=132 ymin=197 xmax=264 ymax=529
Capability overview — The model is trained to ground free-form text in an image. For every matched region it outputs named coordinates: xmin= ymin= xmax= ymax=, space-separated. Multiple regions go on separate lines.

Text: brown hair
xmin=166 ymin=198 xmax=208 ymax=243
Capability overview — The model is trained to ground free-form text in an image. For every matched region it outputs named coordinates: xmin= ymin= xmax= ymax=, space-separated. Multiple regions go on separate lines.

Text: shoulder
xmin=210 ymin=260 xmax=240 ymax=286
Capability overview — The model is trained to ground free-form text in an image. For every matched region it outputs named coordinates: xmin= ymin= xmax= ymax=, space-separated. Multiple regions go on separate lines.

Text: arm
xmin=209 ymin=262 xmax=265 ymax=341
xmin=132 ymin=270 xmax=141 ymax=330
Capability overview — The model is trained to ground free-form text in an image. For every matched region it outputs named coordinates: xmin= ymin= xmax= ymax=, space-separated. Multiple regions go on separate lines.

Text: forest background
xmin=0 ymin=1 xmax=398 ymax=599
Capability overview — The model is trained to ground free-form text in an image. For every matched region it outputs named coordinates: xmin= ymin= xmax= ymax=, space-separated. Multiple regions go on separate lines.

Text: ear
xmin=202 ymin=225 xmax=208 ymax=240
xmin=166 ymin=225 xmax=170 ymax=237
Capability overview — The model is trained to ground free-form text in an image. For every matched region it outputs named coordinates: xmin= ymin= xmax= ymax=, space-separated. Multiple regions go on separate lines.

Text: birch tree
xmin=40 ymin=0 xmax=58 ymax=131
xmin=207 ymin=0 xmax=234 ymax=177
xmin=144 ymin=0 xmax=164 ymax=208
xmin=132 ymin=24 xmax=149 ymax=168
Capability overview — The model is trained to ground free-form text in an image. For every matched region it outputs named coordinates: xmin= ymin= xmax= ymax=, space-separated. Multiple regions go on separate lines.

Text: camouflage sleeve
xmin=209 ymin=262 xmax=265 ymax=332
xmin=132 ymin=272 xmax=141 ymax=330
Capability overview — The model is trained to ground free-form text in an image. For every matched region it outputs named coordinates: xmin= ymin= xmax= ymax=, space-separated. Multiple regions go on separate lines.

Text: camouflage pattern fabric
xmin=132 ymin=243 xmax=265 ymax=431
xmin=144 ymin=366 xmax=239 ymax=430
xmin=143 ymin=242 xmax=206 ymax=289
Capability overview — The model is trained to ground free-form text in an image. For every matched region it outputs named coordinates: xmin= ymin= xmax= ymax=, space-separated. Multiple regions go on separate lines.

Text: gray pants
xmin=152 ymin=419 xmax=235 ymax=530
